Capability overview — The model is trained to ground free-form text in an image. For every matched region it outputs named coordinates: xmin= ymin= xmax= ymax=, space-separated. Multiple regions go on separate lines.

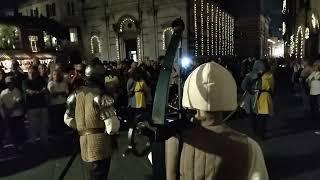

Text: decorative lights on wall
xmin=295 ymin=26 xmax=304 ymax=59
xmin=119 ymin=18 xmax=135 ymax=33
xmin=211 ymin=4 xmax=214 ymax=56
xmin=162 ymin=27 xmax=174 ymax=50
xmin=311 ymin=14 xmax=319 ymax=29
xmin=194 ymin=0 xmax=198 ymax=56
xmin=137 ymin=35 xmax=141 ymax=61
xmin=282 ymin=0 xmax=286 ymax=14
xmin=90 ymin=35 xmax=101 ymax=54
xmin=305 ymin=27 xmax=310 ymax=39
xmin=289 ymin=35 xmax=294 ymax=57
xmin=193 ymin=0 xmax=234 ymax=57
xmin=206 ymin=3 xmax=210 ymax=55
xmin=115 ymin=37 xmax=120 ymax=61
xmin=282 ymin=22 xmax=286 ymax=35
xmin=200 ymin=0 xmax=204 ymax=56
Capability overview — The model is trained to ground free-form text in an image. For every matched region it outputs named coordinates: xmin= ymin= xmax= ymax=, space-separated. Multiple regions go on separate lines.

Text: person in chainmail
xmin=64 ymin=60 xmax=120 ymax=180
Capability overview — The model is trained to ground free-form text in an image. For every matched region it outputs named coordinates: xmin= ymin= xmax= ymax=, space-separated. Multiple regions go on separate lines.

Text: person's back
xmin=166 ymin=62 xmax=268 ymax=180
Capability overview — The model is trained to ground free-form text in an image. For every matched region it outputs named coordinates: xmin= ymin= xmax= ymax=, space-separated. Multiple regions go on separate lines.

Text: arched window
xmin=162 ymin=27 xmax=174 ymax=50
xmin=91 ymin=35 xmax=101 ymax=54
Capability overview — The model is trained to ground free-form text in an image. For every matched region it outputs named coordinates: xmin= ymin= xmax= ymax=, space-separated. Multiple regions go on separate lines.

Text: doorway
xmin=125 ymin=39 xmax=137 ymax=61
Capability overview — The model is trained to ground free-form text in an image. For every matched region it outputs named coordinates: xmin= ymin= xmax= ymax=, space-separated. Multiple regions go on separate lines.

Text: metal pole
xmin=178 ymin=39 xmax=183 ymax=120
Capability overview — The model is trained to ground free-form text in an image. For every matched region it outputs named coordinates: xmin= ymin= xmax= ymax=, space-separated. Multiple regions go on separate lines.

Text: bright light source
xmin=181 ymin=57 xmax=192 ymax=68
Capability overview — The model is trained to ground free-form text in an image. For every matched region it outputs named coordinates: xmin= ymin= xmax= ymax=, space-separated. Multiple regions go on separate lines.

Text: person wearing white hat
xmin=165 ymin=62 xmax=268 ymax=180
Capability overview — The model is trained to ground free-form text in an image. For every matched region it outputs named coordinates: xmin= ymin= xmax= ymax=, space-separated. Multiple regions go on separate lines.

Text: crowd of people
xmin=0 ymin=57 xmax=164 ymax=150
xmin=290 ymin=59 xmax=320 ymax=118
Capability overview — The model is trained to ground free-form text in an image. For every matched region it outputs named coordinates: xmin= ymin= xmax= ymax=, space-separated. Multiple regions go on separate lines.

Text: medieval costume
xmin=64 ymin=62 xmax=120 ymax=180
xmin=166 ymin=62 xmax=268 ymax=180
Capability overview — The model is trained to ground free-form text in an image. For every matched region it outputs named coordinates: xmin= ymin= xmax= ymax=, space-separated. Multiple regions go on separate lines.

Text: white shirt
xmin=47 ymin=81 xmax=69 ymax=105
xmin=307 ymin=71 xmax=320 ymax=95
xmin=0 ymin=88 xmax=24 ymax=117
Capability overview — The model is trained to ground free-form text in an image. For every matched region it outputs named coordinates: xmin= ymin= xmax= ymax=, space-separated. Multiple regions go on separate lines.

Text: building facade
xmin=283 ymin=0 xmax=320 ymax=61
xmin=225 ymin=0 xmax=270 ymax=59
xmin=19 ymin=0 xmax=235 ymax=62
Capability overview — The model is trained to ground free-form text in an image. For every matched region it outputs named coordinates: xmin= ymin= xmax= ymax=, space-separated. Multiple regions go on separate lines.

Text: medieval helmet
xmin=182 ymin=62 xmax=237 ymax=112
xmin=85 ymin=61 xmax=106 ymax=79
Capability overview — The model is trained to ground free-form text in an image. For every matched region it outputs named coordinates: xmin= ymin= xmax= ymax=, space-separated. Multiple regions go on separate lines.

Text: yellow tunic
xmin=257 ymin=72 xmax=274 ymax=115
xmin=135 ymin=81 xmax=146 ymax=108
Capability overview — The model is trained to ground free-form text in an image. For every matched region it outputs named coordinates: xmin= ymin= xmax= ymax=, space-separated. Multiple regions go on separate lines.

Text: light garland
xmin=162 ymin=27 xmax=174 ymax=50
xmin=119 ymin=18 xmax=135 ymax=32
xmin=290 ymin=35 xmax=294 ymax=57
xmin=227 ymin=15 xmax=230 ymax=55
xmin=194 ymin=0 xmax=198 ymax=56
xmin=312 ymin=14 xmax=319 ymax=29
xmin=206 ymin=3 xmax=210 ymax=55
xmin=300 ymin=27 xmax=304 ymax=59
xmin=137 ymin=35 xmax=141 ymax=61
xmin=200 ymin=0 xmax=204 ymax=55
xmin=211 ymin=4 xmax=214 ymax=56
xmin=305 ymin=27 xmax=310 ymax=39
xmin=231 ymin=17 xmax=234 ymax=55
xmin=115 ymin=36 xmax=120 ymax=61
xmin=219 ymin=9 xmax=222 ymax=55
xmin=90 ymin=35 xmax=101 ymax=54
xmin=215 ymin=7 xmax=218 ymax=55
xmin=282 ymin=22 xmax=286 ymax=35
xmin=282 ymin=0 xmax=286 ymax=14
xmin=295 ymin=26 xmax=304 ymax=59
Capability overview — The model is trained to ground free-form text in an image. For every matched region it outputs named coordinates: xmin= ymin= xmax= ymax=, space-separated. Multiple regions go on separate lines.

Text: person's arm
xmin=64 ymin=93 xmax=77 ymax=129
xmin=97 ymin=95 xmax=120 ymax=135
xmin=247 ymin=138 xmax=269 ymax=180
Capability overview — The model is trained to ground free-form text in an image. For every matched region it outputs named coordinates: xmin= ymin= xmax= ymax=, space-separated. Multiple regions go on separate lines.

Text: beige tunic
xmin=64 ymin=86 xmax=118 ymax=162
xmin=166 ymin=123 xmax=268 ymax=180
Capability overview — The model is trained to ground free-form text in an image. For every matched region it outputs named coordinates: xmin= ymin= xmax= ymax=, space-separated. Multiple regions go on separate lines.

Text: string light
xmin=162 ymin=27 xmax=174 ymax=50
xmin=231 ymin=17 xmax=234 ymax=55
xmin=282 ymin=0 xmax=286 ymax=14
xmin=206 ymin=3 xmax=210 ymax=55
xmin=300 ymin=27 xmax=304 ymax=59
xmin=282 ymin=22 xmax=286 ymax=35
xmin=312 ymin=14 xmax=319 ymax=29
xmin=215 ymin=7 xmax=218 ymax=56
xmin=194 ymin=0 xmax=198 ymax=56
xmin=289 ymin=35 xmax=294 ymax=57
xmin=219 ymin=9 xmax=222 ymax=55
xmin=90 ymin=35 xmax=101 ymax=54
xmin=137 ymin=35 xmax=141 ymax=61
xmin=211 ymin=4 xmax=214 ymax=56
xmin=116 ymin=36 xmax=120 ymax=61
xmin=305 ymin=27 xmax=310 ymax=39
xmin=227 ymin=15 xmax=230 ymax=55
xmin=200 ymin=0 xmax=204 ymax=55
xmin=120 ymin=18 xmax=135 ymax=32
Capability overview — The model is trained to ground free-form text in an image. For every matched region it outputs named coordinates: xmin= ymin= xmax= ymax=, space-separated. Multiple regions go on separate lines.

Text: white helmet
xmin=182 ymin=62 xmax=237 ymax=112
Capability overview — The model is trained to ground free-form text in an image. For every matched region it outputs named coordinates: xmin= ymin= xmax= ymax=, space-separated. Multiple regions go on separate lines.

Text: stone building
xmin=19 ymin=0 xmax=235 ymax=62
xmin=283 ymin=0 xmax=320 ymax=60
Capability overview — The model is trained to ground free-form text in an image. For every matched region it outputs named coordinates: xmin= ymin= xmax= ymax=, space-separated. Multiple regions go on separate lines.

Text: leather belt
xmin=78 ymin=128 xmax=105 ymax=136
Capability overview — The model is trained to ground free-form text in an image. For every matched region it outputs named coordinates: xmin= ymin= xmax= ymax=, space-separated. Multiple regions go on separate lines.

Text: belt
xmin=78 ymin=128 xmax=105 ymax=136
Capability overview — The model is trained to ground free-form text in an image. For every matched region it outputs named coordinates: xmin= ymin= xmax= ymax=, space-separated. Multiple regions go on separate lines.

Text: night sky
xmin=1 ymin=0 xmax=282 ymax=37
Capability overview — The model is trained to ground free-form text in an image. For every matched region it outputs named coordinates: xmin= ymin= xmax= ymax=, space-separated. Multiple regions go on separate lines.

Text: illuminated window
xmin=282 ymin=22 xmax=286 ymax=35
xmin=69 ymin=28 xmax=78 ymax=43
xmin=52 ymin=37 xmax=57 ymax=47
xmin=91 ymin=35 xmax=101 ymax=54
xmin=29 ymin=36 xmax=38 ymax=52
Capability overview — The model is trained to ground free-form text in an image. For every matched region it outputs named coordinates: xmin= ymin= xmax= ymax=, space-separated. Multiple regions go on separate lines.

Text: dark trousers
xmin=251 ymin=114 xmax=268 ymax=138
xmin=49 ymin=104 xmax=67 ymax=135
xmin=85 ymin=159 xmax=111 ymax=180
xmin=310 ymin=95 xmax=320 ymax=116
xmin=8 ymin=116 xmax=26 ymax=145
xmin=127 ymin=108 xmax=146 ymax=128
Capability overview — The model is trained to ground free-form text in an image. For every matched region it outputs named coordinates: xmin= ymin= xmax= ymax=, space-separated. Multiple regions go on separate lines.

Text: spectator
xmin=0 ymin=76 xmax=25 ymax=148
xmin=0 ymin=68 xmax=7 ymax=92
xmin=127 ymin=71 xmax=136 ymax=127
xmin=47 ymin=70 xmax=69 ymax=136
xmin=306 ymin=60 xmax=320 ymax=117
xmin=38 ymin=64 xmax=48 ymax=83
xmin=23 ymin=66 xmax=49 ymax=145
xmin=70 ymin=63 xmax=86 ymax=91
xmin=8 ymin=60 xmax=26 ymax=90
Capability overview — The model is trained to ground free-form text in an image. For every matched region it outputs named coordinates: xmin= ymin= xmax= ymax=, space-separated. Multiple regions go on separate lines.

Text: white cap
xmin=182 ymin=62 xmax=237 ymax=112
